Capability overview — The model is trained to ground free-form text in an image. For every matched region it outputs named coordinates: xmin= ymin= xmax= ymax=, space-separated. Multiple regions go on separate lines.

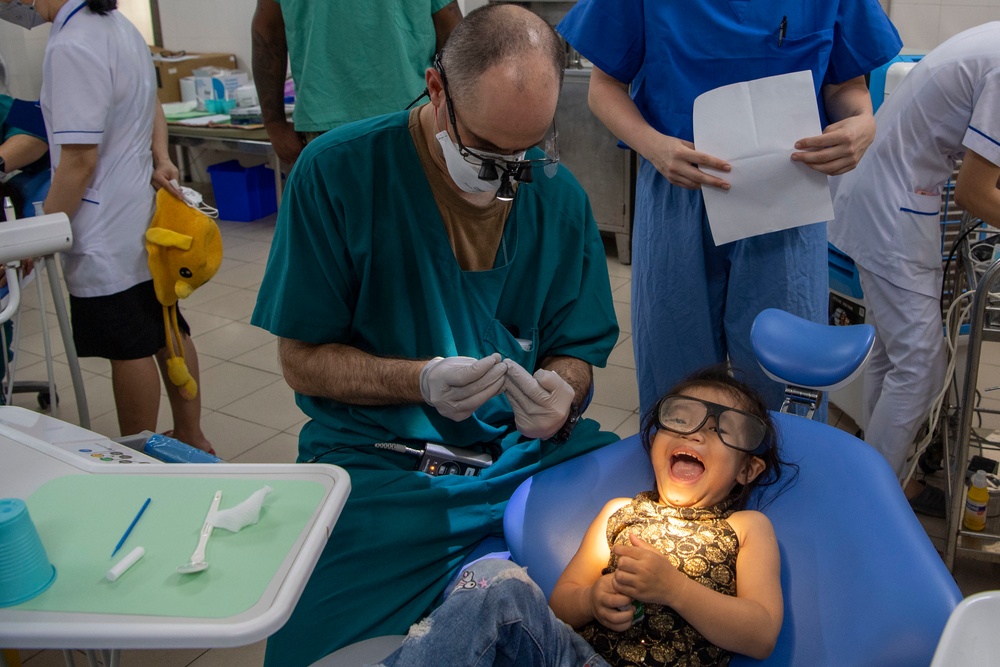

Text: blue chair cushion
xmin=504 ymin=412 xmax=961 ymax=667
xmin=750 ymin=308 xmax=875 ymax=391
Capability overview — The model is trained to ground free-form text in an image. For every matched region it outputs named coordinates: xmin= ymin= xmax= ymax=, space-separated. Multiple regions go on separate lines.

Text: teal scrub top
xmin=252 ymin=109 xmax=620 ymax=460
xmin=276 ymin=0 xmax=454 ymax=131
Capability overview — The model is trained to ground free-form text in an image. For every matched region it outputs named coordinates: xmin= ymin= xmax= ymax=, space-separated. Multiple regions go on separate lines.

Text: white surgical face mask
xmin=0 ymin=0 xmax=45 ymax=29
xmin=435 ymin=130 xmax=503 ymax=194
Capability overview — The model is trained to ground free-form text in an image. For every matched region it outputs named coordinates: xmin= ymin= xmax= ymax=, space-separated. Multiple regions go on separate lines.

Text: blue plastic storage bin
xmin=206 ymin=160 xmax=277 ymax=222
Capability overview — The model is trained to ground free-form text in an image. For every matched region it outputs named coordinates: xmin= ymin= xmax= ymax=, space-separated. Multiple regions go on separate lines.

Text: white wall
xmin=158 ymin=0 xmax=255 ymax=70
xmin=0 ymin=21 xmax=49 ymax=99
xmin=118 ymin=0 xmax=153 ymax=44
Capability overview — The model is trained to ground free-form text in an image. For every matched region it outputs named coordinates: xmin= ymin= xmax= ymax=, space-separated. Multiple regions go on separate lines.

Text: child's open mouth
xmin=670 ymin=451 xmax=705 ymax=482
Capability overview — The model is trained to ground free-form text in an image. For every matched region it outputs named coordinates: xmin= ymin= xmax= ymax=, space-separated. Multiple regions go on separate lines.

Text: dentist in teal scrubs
xmin=252 ymin=5 xmax=619 ymax=665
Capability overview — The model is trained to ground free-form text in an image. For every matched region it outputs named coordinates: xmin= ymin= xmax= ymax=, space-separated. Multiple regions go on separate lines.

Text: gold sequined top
xmin=579 ymin=491 xmax=739 ymax=667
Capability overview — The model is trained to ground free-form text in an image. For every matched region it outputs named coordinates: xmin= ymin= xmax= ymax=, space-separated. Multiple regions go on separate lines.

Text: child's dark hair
xmin=640 ymin=364 xmax=796 ymax=510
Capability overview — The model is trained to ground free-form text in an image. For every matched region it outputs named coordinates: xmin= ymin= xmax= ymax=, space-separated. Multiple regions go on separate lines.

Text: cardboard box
xmin=150 ymin=46 xmax=237 ymax=103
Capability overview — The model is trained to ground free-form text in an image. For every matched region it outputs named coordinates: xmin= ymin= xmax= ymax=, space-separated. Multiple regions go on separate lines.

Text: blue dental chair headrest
xmin=751 ymin=308 xmax=876 ymax=391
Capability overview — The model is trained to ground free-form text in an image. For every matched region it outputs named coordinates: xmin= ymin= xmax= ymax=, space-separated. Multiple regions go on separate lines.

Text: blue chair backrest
xmin=504 ymin=412 xmax=961 ymax=667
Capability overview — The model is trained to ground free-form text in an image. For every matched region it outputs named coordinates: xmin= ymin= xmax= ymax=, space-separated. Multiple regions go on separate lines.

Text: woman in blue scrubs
xmin=558 ymin=1 xmax=902 ymax=417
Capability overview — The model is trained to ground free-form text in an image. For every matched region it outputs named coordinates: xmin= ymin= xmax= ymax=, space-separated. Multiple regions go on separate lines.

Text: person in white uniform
xmin=829 ymin=22 xmax=1000 ymax=516
xmin=0 ymin=0 xmax=213 ymax=452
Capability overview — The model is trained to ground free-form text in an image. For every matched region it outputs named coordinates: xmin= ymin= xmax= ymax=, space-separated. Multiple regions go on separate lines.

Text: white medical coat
xmin=829 ymin=22 xmax=1000 ymax=298
xmin=40 ymin=2 xmax=157 ymax=298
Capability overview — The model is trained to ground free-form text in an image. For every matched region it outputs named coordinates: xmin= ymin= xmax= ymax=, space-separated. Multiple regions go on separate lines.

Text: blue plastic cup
xmin=0 ymin=498 xmax=57 ymax=607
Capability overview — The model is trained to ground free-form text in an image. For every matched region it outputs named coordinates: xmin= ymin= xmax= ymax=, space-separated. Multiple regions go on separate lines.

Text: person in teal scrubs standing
xmin=251 ymin=0 xmax=463 ymax=165
xmin=251 ymin=5 xmax=619 ymax=665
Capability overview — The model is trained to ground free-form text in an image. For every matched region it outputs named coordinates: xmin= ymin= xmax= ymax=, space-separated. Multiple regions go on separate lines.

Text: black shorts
xmin=69 ymin=280 xmax=191 ymax=360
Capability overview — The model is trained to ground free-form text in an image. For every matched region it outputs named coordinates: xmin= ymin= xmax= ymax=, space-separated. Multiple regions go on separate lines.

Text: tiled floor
xmin=4 ymin=203 xmax=999 ymax=666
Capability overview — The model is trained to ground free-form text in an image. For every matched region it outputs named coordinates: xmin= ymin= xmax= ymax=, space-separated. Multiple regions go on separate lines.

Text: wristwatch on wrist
xmin=551 ymin=401 xmax=581 ymax=445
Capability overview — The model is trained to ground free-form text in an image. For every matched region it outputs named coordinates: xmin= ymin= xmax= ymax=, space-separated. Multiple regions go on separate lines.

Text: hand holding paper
xmin=648 ymin=136 xmax=732 ymax=191
xmin=692 ymin=70 xmax=834 ymax=245
xmin=791 ymin=113 xmax=877 ymax=176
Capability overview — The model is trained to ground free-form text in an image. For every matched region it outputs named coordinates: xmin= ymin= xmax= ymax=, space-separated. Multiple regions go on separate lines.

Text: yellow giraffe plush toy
xmin=145 ymin=188 xmax=223 ymax=400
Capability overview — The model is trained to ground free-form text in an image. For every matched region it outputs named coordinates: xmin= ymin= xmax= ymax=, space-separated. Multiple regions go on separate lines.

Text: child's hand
xmin=589 ymin=573 xmax=635 ymax=632
xmin=611 ymin=533 xmax=677 ymax=606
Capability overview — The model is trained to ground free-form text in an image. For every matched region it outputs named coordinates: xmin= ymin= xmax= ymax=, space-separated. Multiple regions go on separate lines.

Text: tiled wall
xmin=888 ymin=0 xmax=1000 ymax=51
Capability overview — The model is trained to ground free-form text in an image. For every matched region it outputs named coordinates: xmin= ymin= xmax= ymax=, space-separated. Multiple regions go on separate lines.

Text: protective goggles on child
xmin=657 ymin=395 xmax=768 ymax=454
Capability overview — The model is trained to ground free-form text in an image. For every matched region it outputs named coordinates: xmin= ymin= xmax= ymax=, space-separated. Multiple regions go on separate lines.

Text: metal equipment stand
xmin=1 ymin=256 xmax=89 ymax=429
xmin=943 ymin=216 xmax=1000 ymax=569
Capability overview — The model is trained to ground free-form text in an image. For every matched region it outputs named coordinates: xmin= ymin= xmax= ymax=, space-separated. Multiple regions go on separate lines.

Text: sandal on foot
xmin=909 ymin=481 xmax=946 ymax=518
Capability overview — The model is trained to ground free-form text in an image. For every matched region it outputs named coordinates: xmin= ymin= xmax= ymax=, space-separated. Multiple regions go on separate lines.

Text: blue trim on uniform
xmin=969 ymin=125 xmax=1000 ymax=148
xmin=61 ymin=2 xmax=87 ymax=28
xmin=81 ymin=198 xmax=99 ymax=205
xmin=899 ymin=207 xmax=939 ymax=216
xmin=53 ymin=129 xmax=103 ymax=134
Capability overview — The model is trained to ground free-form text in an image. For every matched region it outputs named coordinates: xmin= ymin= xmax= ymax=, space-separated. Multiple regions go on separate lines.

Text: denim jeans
xmin=373 ymin=559 xmax=610 ymax=667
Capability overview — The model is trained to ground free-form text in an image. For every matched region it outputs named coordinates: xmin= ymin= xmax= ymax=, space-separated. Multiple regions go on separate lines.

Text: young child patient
xmin=374 ymin=366 xmax=790 ymax=667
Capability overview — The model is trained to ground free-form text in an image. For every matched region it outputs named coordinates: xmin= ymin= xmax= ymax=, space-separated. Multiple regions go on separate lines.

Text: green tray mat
xmin=15 ymin=475 xmax=325 ymax=618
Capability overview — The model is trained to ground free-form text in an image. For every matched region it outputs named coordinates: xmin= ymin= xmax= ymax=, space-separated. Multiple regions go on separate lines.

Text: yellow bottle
xmin=963 ymin=470 xmax=990 ymax=531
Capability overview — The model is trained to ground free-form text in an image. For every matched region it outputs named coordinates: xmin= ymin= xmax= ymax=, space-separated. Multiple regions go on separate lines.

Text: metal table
xmin=166 ymin=125 xmax=285 ymax=206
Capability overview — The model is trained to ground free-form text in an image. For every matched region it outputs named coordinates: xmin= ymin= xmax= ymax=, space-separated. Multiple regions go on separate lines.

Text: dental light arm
xmin=0 ymin=212 xmax=72 ymax=324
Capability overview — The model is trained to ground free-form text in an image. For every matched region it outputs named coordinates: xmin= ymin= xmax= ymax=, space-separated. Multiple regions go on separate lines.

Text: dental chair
xmin=316 ymin=310 xmax=960 ymax=666
xmin=505 ymin=310 xmax=958 ymax=666
xmin=505 ymin=415 xmax=960 ymax=666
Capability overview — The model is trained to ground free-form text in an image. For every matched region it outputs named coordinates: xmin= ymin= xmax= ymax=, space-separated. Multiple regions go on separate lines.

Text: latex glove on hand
xmin=420 ymin=353 xmax=506 ymax=421
xmin=503 ymin=360 xmax=574 ymax=440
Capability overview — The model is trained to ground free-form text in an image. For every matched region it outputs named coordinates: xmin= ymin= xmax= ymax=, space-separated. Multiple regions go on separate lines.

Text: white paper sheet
xmin=172 ymin=114 xmax=231 ymax=126
xmin=692 ymin=70 xmax=834 ymax=245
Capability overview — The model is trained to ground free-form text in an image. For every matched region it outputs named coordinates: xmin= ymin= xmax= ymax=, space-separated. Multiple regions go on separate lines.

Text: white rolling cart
xmin=0 ymin=406 xmax=351 ymax=667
